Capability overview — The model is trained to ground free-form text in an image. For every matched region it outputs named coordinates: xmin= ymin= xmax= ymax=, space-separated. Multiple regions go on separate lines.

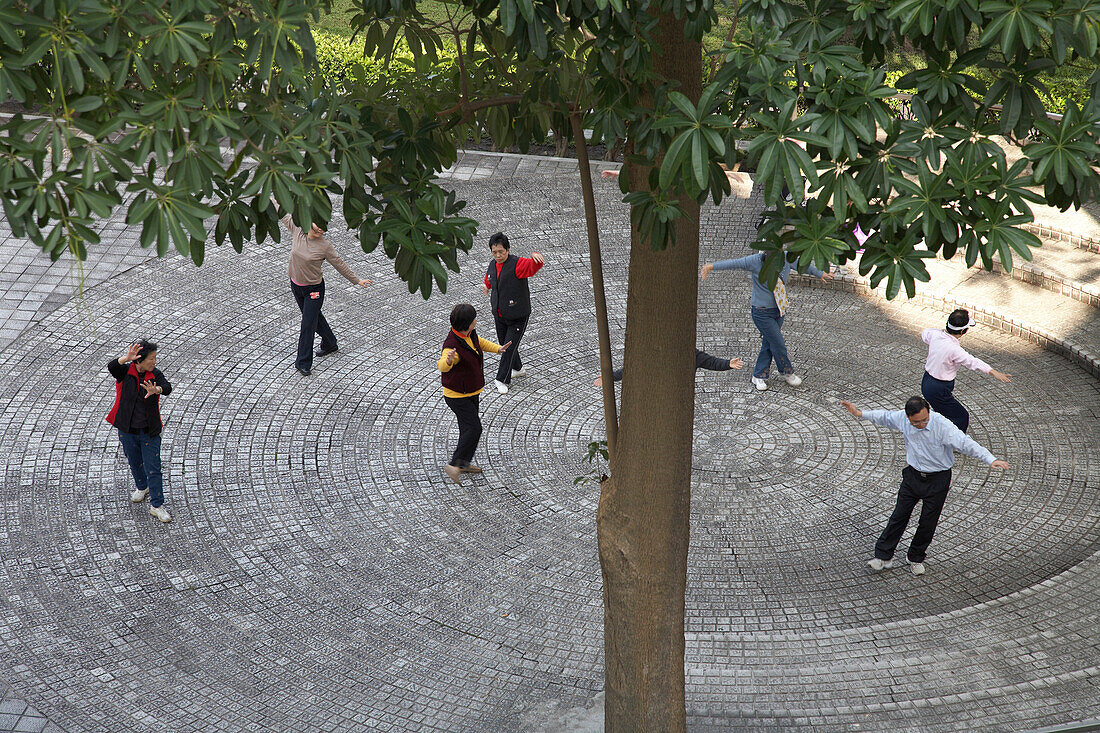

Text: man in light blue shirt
xmin=841 ymin=396 xmax=1010 ymax=575
xmin=701 ymin=252 xmax=832 ymax=391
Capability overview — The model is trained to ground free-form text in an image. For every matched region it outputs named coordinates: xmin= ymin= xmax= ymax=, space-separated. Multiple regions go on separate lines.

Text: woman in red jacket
xmin=106 ymin=340 xmax=173 ymax=523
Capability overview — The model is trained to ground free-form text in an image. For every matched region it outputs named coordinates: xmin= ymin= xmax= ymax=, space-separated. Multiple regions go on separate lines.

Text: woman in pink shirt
xmin=920 ymin=309 xmax=1011 ymax=432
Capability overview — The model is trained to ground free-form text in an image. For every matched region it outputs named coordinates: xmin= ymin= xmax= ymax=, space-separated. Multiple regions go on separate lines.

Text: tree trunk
xmin=570 ymin=110 xmax=619 ymax=457
xmin=597 ymin=12 xmax=701 ymax=732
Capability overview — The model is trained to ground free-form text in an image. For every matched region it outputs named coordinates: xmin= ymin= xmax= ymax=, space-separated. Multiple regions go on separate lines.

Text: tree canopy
xmin=1 ymin=0 xmax=1098 ymax=299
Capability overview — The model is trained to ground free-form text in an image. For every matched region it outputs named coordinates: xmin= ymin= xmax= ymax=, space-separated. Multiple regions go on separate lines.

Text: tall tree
xmin=2 ymin=0 xmax=1099 ymax=729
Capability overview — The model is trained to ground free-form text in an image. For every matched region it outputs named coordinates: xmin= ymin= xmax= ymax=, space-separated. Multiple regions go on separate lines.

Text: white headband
xmin=946 ymin=317 xmax=975 ymax=333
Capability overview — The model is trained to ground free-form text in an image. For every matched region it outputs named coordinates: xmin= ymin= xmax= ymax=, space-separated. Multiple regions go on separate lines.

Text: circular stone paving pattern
xmin=0 ymin=175 xmax=1097 ymax=732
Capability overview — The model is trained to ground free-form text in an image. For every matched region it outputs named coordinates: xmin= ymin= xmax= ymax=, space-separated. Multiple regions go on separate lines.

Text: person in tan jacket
xmin=280 ymin=212 xmax=371 ymax=375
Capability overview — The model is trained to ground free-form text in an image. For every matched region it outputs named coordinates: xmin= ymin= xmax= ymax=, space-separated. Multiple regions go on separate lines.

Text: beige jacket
xmin=283 ymin=215 xmax=359 ymax=286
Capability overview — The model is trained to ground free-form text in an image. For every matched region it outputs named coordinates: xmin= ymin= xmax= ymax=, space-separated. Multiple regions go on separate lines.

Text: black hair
xmin=947 ymin=309 xmax=970 ymax=335
xmin=136 ymin=340 xmax=158 ymax=361
xmin=488 ymin=232 xmax=510 ymax=250
xmin=905 ymin=396 xmax=930 ymax=416
xmin=450 ymin=303 xmax=477 ymax=332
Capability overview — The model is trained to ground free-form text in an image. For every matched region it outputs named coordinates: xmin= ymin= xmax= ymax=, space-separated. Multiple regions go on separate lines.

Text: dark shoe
xmin=459 ymin=464 xmax=482 ymax=474
xmin=316 ymin=345 xmax=339 ymax=357
xmin=297 ymin=366 xmax=311 ymax=376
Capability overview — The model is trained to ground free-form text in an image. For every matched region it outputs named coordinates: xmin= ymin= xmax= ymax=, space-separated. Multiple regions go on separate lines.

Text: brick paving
xmin=0 ymin=152 xmax=1096 ymax=732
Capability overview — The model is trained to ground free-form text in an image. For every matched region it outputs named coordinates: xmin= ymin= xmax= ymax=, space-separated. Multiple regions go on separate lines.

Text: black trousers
xmin=444 ymin=394 xmax=482 ymax=467
xmin=494 ymin=313 xmax=528 ymax=384
xmin=874 ymin=466 xmax=952 ymax=564
xmin=291 ymin=279 xmax=337 ymax=370
xmin=922 ymin=371 xmax=969 ymax=433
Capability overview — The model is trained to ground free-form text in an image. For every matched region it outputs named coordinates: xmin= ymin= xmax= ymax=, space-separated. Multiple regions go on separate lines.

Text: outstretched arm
xmin=515 ymin=254 xmax=544 ymax=278
xmin=844 ymin=404 xmax=907 ymax=431
xmin=942 ymin=423 xmax=999 ymax=466
xmin=696 ymin=350 xmax=737 ymax=372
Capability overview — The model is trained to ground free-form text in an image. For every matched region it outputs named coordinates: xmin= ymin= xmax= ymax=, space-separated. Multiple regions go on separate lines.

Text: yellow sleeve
xmin=438 ymin=349 xmax=458 ymax=372
xmin=478 ymin=337 xmax=502 ymax=354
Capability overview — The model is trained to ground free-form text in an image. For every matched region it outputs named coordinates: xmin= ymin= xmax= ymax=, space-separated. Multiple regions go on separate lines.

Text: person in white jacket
xmin=920 ymin=309 xmax=1011 ymax=433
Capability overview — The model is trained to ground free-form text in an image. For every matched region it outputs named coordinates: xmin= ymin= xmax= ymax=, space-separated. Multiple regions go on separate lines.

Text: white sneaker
xmin=149 ymin=506 xmax=172 ymax=523
xmin=511 ymin=368 xmax=527 ymax=377
xmin=781 ymin=373 xmax=802 ymax=387
xmin=751 ymin=377 xmax=768 ymax=391
xmin=131 ymin=488 xmax=149 ymax=503
xmin=909 ymin=561 xmax=926 ymax=576
xmin=867 ymin=558 xmax=895 ymax=571
xmin=494 ymin=379 xmax=508 ymax=393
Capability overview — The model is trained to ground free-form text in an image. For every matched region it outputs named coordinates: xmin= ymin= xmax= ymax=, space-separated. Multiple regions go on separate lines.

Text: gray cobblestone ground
xmin=0 ymin=152 xmax=1097 ymax=732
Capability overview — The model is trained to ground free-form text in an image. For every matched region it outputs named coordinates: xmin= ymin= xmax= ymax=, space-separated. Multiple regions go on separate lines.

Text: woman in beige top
xmin=282 ymin=214 xmax=371 ymax=375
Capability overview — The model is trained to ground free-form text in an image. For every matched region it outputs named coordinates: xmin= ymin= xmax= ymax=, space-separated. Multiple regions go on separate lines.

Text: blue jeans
xmin=118 ymin=431 xmax=164 ymax=508
xmin=750 ymin=306 xmax=792 ymax=379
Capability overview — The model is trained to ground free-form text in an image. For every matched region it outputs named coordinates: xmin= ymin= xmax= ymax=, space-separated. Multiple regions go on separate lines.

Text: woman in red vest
xmin=437 ymin=304 xmax=511 ymax=484
xmin=106 ymin=340 xmax=173 ymax=523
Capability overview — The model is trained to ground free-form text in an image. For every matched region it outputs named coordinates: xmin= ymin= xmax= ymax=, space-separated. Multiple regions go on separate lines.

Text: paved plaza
xmin=0 ymin=152 xmax=1097 ymax=732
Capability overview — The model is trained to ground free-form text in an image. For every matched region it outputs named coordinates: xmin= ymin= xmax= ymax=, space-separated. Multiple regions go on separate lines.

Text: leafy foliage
xmin=0 ymin=0 xmax=475 ymax=296
xmin=0 ymin=0 xmax=1098 ymax=302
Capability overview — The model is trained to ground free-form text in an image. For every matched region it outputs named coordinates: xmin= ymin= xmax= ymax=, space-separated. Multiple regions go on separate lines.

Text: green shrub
xmin=312 ymin=31 xmax=385 ymax=84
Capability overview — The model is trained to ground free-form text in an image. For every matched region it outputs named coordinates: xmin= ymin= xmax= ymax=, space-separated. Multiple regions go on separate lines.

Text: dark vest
xmin=441 ymin=329 xmax=485 ymax=394
xmin=106 ymin=363 xmax=165 ymax=436
xmin=486 ymin=255 xmax=531 ymax=320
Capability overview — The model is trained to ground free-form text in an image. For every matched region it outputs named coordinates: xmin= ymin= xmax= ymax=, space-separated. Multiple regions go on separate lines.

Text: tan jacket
xmin=283 ymin=215 xmax=359 ymax=286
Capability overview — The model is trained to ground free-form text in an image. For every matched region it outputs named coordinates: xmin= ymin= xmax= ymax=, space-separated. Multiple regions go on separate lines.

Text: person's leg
xmin=770 ymin=313 xmax=793 ymax=375
xmin=446 ymin=396 xmax=481 ymax=466
xmin=907 ymin=471 xmax=951 ymax=563
xmin=140 ymin=434 xmax=165 ymax=508
xmin=118 ymin=431 xmax=147 ymax=492
xmin=751 ymin=308 xmax=775 ymax=379
xmin=313 ymin=281 xmax=338 ymax=353
xmin=921 ymin=373 xmax=969 ymax=432
xmin=496 ymin=316 xmax=528 ymax=384
xmin=459 ymin=394 xmax=483 ymax=465
xmin=508 ymin=316 xmax=526 ymax=373
xmin=874 ymin=468 xmax=920 ymax=560
xmin=296 ymin=283 xmax=325 ymax=370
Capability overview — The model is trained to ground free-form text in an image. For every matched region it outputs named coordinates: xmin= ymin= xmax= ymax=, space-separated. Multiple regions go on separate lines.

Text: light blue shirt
xmin=712 ymin=253 xmax=824 ymax=309
xmin=860 ymin=409 xmax=996 ymax=472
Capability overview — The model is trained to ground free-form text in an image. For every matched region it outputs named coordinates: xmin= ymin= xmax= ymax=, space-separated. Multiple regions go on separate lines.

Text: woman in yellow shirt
xmin=437 ymin=304 xmax=511 ymax=483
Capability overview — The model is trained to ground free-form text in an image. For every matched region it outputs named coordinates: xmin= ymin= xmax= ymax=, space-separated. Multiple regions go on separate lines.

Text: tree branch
xmin=436 ymin=94 xmax=522 ymax=118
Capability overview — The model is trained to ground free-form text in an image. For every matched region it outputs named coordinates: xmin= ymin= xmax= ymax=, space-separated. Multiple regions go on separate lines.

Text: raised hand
xmin=140 ymin=380 xmax=160 ymax=399
xmin=123 ymin=342 xmax=142 ymax=363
